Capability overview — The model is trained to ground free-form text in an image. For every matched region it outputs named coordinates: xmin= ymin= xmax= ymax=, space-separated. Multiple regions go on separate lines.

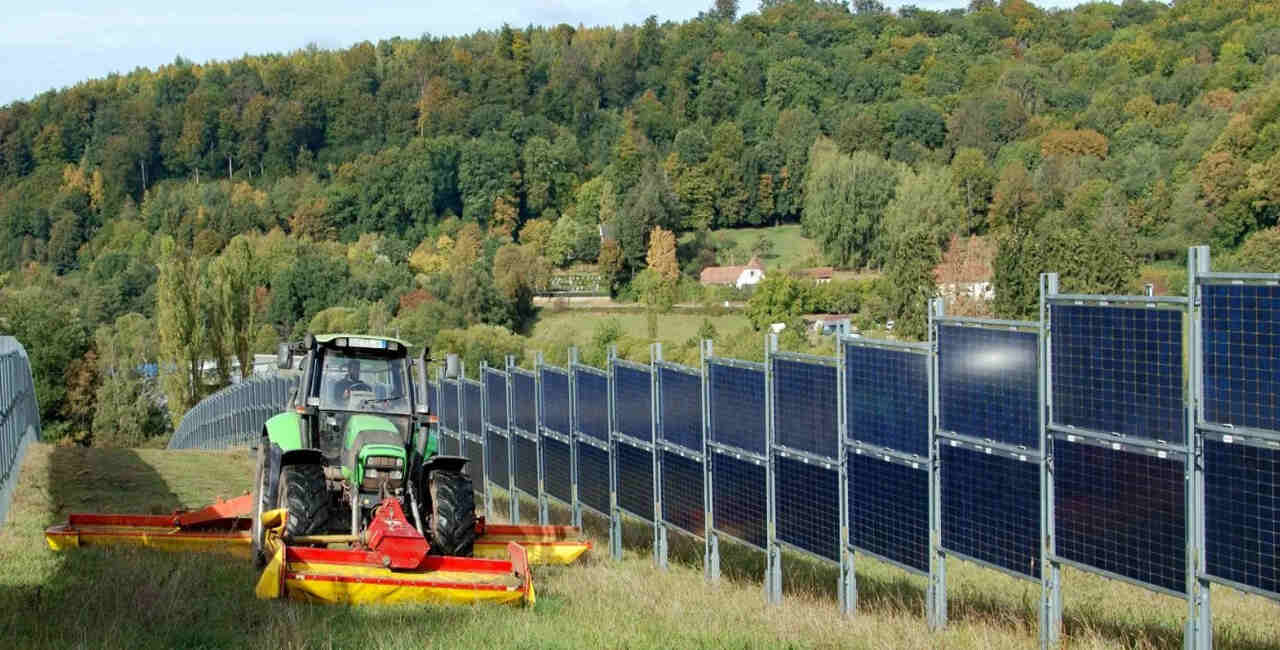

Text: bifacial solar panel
xmin=845 ymin=344 xmax=929 ymax=457
xmin=487 ymin=430 xmax=509 ymax=490
xmin=427 ymin=382 xmax=437 ymax=415
xmin=438 ymin=431 xmax=455 ymax=456
xmin=575 ymin=369 xmax=609 ymax=442
xmin=940 ymin=444 xmax=1040 ymax=578
xmin=465 ymin=438 xmax=485 ymax=495
xmin=709 ymin=362 xmax=767 ymax=455
xmin=848 ymin=452 xmax=929 ymax=573
xmin=617 ymin=441 xmax=654 ymax=521
xmin=662 ymin=450 xmax=704 ymax=537
xmin=776 ymin=456 xmax=840 ymax=562
xmin=484 ymin=370 xmax=507 ymax=429
xmin=1203 ymin=284 xmax=1280 ymax=433
xmin=577 ymin=440 xmax=609 ymax=515
xmin=1204 ymin=439 xmax=1278 ymax=596
xmin=510 ymin=371 xmax=537 ymax=434
xmin=711 ymin=452 xmax=767 ymax=549
xmin=1055 ymin=439 xmax=1185 ymax=594
xmin=660 ymin=366 xmax=703 ymax=452
xmin=1051 ymin=305 xmax=1184 ymax=441
xmin=938 ymin=326 xmax=1039 ymax=448
xmin=441 ymin=380 xmax=459 ymax=432
xmin=541 ymin=368 xmax=570 ymax=435
xmin=514 ymin=435 xmax=538 ymax=495
xmin=463 ymin=382 xmax=483 ymax=435
xmin=614 ymin=364 xmax=652 ymax=441
xmin=773 ymin=359 xmax=839 ymax=459
xmin=542 ymin=437 xmax=572 ymax=503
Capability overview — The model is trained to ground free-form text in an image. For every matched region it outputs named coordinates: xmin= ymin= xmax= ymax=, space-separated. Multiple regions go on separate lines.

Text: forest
xmin=2 ymin=0 xmax=1280 ymax=446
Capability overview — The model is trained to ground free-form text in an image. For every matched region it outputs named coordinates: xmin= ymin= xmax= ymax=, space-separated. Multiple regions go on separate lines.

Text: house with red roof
xmin=699 ymin=256 xmax=766 ymax=289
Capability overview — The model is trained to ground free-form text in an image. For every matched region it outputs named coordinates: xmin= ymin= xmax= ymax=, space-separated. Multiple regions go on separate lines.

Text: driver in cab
xmin=333 ymin=359 xmax=368 ymax=402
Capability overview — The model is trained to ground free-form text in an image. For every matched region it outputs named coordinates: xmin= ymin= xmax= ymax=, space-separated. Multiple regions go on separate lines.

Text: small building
xmin=934 ymin=235 xmax=995 ymax=301
xmin=805 ymin=314 xmax=853 ymax=336
xmin=699 ymin=256 xmax=766 ymax=289
xmin=798 ymin=267 xmax=834 ymax=284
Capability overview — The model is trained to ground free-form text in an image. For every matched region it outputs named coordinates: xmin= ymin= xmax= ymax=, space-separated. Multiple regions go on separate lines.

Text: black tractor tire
xmin=278 ymin=463 xmax=329 ymax=540
xmin=427 ymin=470 xmax=476 ymax=557
xmin=250 ymin=443 xmax=277 ymax=569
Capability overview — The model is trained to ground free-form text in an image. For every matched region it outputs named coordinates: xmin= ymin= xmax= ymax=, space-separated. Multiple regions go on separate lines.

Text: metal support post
xmin=568 ymin=346 xmax=582 ymax=530
xmin=480 ymin=361 xmax=494 ymax=520
xmin=701 ymin=339 xmax=720 ymax=583
xmin=505 ymin=355 xmax=519 ymax=525
xmin=926 ymin=298 xmax=948 ymax=631
xmin=608 ymin=345 xmax=623 ymax=561
xmin=1185 ymin=246 xmax=1212 ymax=650
xmin=1039 ymin=273 xmax=1062 ymax=649
xmin=837 ymin=334 xmax=857 ymax=616
xmin=652 ymin=342 xmax=668 ymax=569
xmin=764 ymin=333 xmax=782 ymax=605
xmin=535 ymin=352 xmax=549 ymax=525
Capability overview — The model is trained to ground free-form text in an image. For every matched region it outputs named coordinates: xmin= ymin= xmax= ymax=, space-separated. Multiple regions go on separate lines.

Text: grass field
xmin=532 ymin=311 xmax=752 ymax=346
xmin=1 ymin=443 xmax=1277 ymax=649
xmin=701 ymin=224 xmax=822 ymax=268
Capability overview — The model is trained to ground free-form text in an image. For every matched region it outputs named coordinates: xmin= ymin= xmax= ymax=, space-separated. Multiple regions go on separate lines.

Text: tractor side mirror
xmin=444 ymin=353 xmax=460 ymax=379
xmin=276 ymin=342 xmax=293 ymax=369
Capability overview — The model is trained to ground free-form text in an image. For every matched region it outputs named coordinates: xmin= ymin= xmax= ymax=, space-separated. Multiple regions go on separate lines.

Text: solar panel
xmin=574 ymin=368 xmax=609 ymax=442
xmin=938 ymin=326 xmax=1039 ymax=448
xmin=709 ymin=361 xmax=767 ymax=455
xmin=711 ymin=452 xmax=767 ymax=549
xmin=463 ymin=382 xmax=483 ymax=436
xmin=776 ymin=456 xmax=840 ymax=562
xmin=437 ymin=431 xmax=455 ymax=455
xmin=514 ymin=435 xmax=538 ymax=495
xmin=486 ymin=430 xmax=509 ymax=490
xmin=1203 ymin=283 xmax=1280 ymax=433
xmin=940 ymin=444 xmax=1040 ymax=579
xmin=1204 ymin=438 xmax=1278 ymax=596
xmin=543 ymin=437 xmax=572 ymax=504
xmin=464 ymin=438 xmax=485 ymax=495
xmin=848 ymin=452 xmax=929 ymax=573
xmin=426 ymin=381 xmax=437 ymax=415
xmin=845 ymin=344 xmax=929 ymax=457
xmin=614 ymin=364 xmax=652 ymax=441
xmin=577 ymin=440 xmax=610 ymax=515
xmin=541 ymin=368 xmax=570 ymax=435
xmin=1051 ymin=305 xmax=1184 ymax=441
xmin=1054 ymin=439 xmax=1185 ymax=594
xmin=440 ymin=380 xmax=459 ymax=432
xmin=510 ymin=371 xmax=537 ymax=434
xmin=659 ymin=366 xmax=703 ymax=452
xmin=484 ymin=370 xmax=507 ymax=429
xmin=617 ymin=441 xmax=654 ymax=521
xmin=662 ymin=450 xmax=704 ymax=537
xmin=773 ymin=358 xmax=839 ymax=459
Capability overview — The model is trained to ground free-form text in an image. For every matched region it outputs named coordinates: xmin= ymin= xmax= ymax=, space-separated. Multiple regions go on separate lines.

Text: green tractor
xmin=251 ymin=333 xmax=474 ymax=567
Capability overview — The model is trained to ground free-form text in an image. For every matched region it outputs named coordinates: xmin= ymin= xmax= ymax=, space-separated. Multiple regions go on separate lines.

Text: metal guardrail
xmin=166 ymin=375 xmax=298 ymax=450
xmin=0 ymin=336 xmax=40 ymax=525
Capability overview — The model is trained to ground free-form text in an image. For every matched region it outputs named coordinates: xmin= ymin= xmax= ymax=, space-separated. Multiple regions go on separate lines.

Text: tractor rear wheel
xmin=278 ymin=464 xmax=329 ymax=540
xmin=428 ymin=470 xmax=476 ymax=556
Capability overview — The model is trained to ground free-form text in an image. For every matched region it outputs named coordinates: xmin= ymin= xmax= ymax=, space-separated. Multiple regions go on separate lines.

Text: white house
xmin=699 ymin=256 xmax=766 ymax=289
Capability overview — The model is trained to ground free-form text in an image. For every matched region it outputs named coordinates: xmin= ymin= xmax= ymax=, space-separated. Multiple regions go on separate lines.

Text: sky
xmin=1 ymin=1 xmax=1092 ymax=106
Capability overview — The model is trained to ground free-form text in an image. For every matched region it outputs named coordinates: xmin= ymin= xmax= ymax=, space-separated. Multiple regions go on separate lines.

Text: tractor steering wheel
xmin=344 ymin=381 xmax=373 ymax=397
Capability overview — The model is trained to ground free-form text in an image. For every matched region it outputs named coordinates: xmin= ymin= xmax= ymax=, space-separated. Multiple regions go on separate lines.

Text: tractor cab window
xmin=318 ymin=350 xmax=410 ymax=414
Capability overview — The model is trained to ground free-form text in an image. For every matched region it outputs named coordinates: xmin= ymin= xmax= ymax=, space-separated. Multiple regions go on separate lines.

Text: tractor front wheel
xmin=250 ymin=443 xmax=275 ymax=568
xmin=278 ymin=464 xmax=329 ymax=539
xmin=428 ymin=470 xmax=476 ymax=556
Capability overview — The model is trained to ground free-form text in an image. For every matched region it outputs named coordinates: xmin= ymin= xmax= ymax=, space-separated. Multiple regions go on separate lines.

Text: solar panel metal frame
xmin=936 ymin=320 xmax=1041 ymax=453
xmin=572 ymin=363 xmax=610 ymax=447
xmin=706 ymin=357 xmax=768 ymax=458
xmin=656 ymin=360 xmax=703 ymax=455
xmin=608 ymin=355 xmax=656 ymax=533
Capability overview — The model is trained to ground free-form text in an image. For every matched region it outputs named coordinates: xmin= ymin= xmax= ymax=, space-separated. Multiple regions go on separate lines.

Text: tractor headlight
xmin=362 ymin=456 xmax=404 ymax=491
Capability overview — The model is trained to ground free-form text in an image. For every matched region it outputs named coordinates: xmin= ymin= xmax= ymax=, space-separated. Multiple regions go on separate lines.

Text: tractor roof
xmin=314 ymin=333 xmax=413 ymax=349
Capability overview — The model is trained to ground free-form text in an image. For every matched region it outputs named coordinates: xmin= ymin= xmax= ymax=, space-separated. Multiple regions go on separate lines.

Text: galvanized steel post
xmin=701 ymin=339 xmax=720 ymax=583
xmin=837 ymin=334 xmax=856 ymax=616
xmin=535 ymin=352 xmax=549 ymax=525
xmin=608 ymin=345 xmax=623 ymax=561
xmin=651 ymin=342 xmax=668 ymax=569
xmin=480 ymin=361 xmax=494 ymax=520
xmin=505 ymin=355 xmax=519 ymax=524
xmin=568 ymin=346 xmax=582 ymax=530
xmin=764 ymin=333 xmax=782 ymax=605
xmin=926 ymin=298 xmax=948 ymax=631
xmin=1039 ymin=273 xmax=1062 ymax=648
xmin=1185 ymin=245 xmax=1212 ymax=650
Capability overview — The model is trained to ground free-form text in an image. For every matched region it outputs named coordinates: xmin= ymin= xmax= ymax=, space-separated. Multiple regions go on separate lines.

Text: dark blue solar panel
xmin=427 ymin=382 xmax=437 ymax=415
xmin=776 ymin=456 xmax=840 ymax=562
xmin=484 ymin=370 xmax=507 ymax=429
xmin=486 ymin=430 xmax=509 ymax=490
xmin=441 ymin=380 xmax=459 ymax=432
xmin=1055 ymin=439 xmax=1185 ymax=594
xmin=514 ymin=435 xmax=538 ymax=495
xmin=511 ymin=372 xmax=537 ymax=433
xmin=1204 ymin=439 xmax=1278 ymax=596
xmin=542 ymin=437 xmax=572 ymax=503
xmin=773 ymin=359 xmax=839 ymax=459
xmin=709 ymin=362 xmax=767 ymax=454
xmin=938 ymin=326 xmax=1039 ymax=448
xmin=1051 ymin=305 xmax=1184 ymax=441
xmin=941 ymin=445 xmax=1040 ymax=578
xmin=1203 ymin=284 xmax=1280 ymax=433
xmin=437 ymin=430 xmax=454 ymax=455
xmin=463 ymin=382 xmax=483 ymax=436
xmin=465 ymin=438 xmax=485 ymax=495
xmin=617 ymin=441 xmax=654 ymax=521
xmin=711 ymin=452 xmax=766 ymax=549
xmin=577 ymin=440 xmax=609 ymax=515
xmin=662 ymin=451 xmax=704 ymax=536
xmin=615 ymin=364 xmax=652 ymax=440
xmin=849 ymin=453 xmax=929 ymax=573
xmin=574 ymin=369 xmax=609 ymax=442
xmin=845 ymin=345 xmax=929 ymax=457
xmin=660 ymin=366 xmax=703 ymax=452
xmin=541 ymin=369 xmax=570 ymax=435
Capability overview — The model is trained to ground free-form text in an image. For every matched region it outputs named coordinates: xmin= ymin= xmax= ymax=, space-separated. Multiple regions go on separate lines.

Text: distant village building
xmin=934 ymin=235 xmax=995 ymax=301
xmin=804 ymin=314 xmax=852 ymax=336
xmin=699 ymin=256 xmax=766 ymax=289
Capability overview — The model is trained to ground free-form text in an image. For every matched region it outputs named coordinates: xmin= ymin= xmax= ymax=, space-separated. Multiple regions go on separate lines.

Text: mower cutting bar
xmin=473 ymin=522 xmax=594 ymax=565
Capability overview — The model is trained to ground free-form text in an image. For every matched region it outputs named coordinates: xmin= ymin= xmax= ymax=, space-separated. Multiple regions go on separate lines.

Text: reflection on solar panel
xmin=463 ymin=382 xmax=482 ymax=435
xmin=848 ymin=452 xmax=928 ymax=573
xmin=776 ymin=456 xmax=840 ymax=562
xmin=514 ymin=435 xmax=537 ymax=495
xmin=543 ymin=437 xmax=572 ymax=503
xmin=662 ymin=451 xmax=704 ymax=536
xmin=487 ymin=430 xmax=509 ymax=489
xmin=577 ymin=441 xmax=609 ymax=515
xmin=773 ymin=359 xmax=839 ymax=458
xmin=711 ymin=452 xmax=767 ymax=549
xmin=510 ymin=371 xmax=537 ymax=433
xmin=1203 ymin=284 xmax=1280 ymax=432
xmin=614 ymin=364 xmax=652 ymax=440
xmin=1055 ymin=439 xmax=1185 ymax=594
xmin=617 ymin=442 xmax=654 ymax=521
xmin=709 ymin=362 xmax=766 ymax=455
xmin=938 ymin=326 xmax=1039 ymax=448
xmin=1204 ymin=439 xmax=1278 ymax=596
xmin=541 ymin=369 xmax=570 ymax=435
xmin=941 ymin=445 xmax=1040 ymax=578
xmin=484 ymin=371 xmax=507 ymax=428
xmin=1051 ymin=305 xmax=1183 ymax=441
xmin=465 ymin=438 xmax=485 ymax=495
xmin=845 ymin=344 xmax=929 ymax=457
xmin=660 ymin=366 xmax=703 ymax=452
